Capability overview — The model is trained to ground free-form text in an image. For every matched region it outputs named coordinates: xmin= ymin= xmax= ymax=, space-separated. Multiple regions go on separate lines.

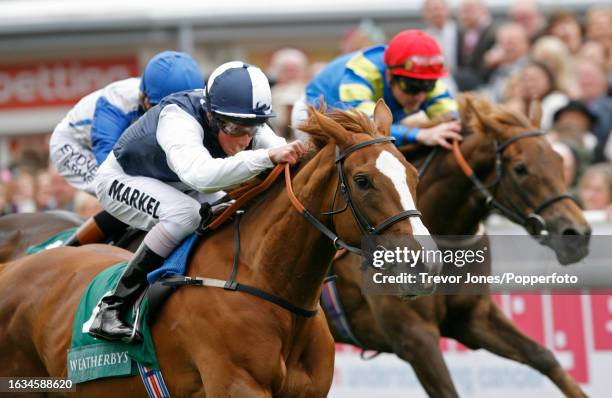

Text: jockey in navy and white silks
xmin=87 ymin=61 xmax=306 ymax=343
xmin=49 ymin=51 xmax=205 ymax=195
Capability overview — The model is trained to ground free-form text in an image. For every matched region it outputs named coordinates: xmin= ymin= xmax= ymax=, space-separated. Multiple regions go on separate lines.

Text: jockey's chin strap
xmin=450 ymin=131 xmax=579 ymax=238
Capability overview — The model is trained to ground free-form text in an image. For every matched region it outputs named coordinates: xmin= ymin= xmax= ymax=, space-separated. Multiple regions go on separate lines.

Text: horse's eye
xmin=514 ymin=163 xmax=528 ymax=176
xmin=353 ymin=175 xmax=372 ymax=190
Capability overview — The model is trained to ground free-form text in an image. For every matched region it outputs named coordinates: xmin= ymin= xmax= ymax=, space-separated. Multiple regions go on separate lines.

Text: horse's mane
xmin=298 ymin=103 xmax=377 ymax=150
xmin=405 ymin=92 xmax=534 ymax=166
xmin=457 ymin=92 xmax=531 ymax=135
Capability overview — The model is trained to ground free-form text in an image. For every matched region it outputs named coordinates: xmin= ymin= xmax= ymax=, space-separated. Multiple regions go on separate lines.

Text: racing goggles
xmin=392 ymin=76 xmax=437 ymax=95
xmin=217 ymin=117 xmax=263 ymax=137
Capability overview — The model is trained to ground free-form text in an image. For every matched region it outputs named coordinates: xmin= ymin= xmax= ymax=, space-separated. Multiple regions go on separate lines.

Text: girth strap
xmin=161 ymin=210 xmax=319 ymax=318
xmin=160 ymin=276 xmax=319 ymax=318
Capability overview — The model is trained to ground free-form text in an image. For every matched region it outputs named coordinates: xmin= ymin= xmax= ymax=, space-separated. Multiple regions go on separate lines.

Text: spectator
xmin=484 ymin=23 xmax=530 ymax=102
xmin=550 ymin=100 xmax=599 ymax=181
xmin=11 ymin=169 xmax=37 ymax=213
xmin=423 ymin=0 xmax=458 ymax=72
xmin=509 ymin=0 xmax=546 ymax=43
xmin=340 ymin=19 xmax=386 ymax=54
xmin=516 ymin=61 xmax=569 ymax=130
xmin=531 ymin=36 xmax=580 ymax=98
xmin=35 ymin=170 xmax=57 ymax=210
xmin=546 ymin=11 xmax=583 ymax=55
xmin=267 ymin=48 xmax=310 ymax=140
xmin=579 ymin=38 xmax=612 ymax=94
xmin=0 ymin=182 xmax=16 ymax=216
xmin=575 ymin=59 xmax=612 ymax=162
xmin=578 ymin=164 xmax=612 ymax=217
xmin=73 ymin=191 xmax=103 ymax=218
xmin=579 ymin=40 xmax=608 ymax=69
xmin=47 ymin=164 xmax=76 ymax=211
xmin=454 ymin=0 xmax=498 ymax=91
xmin=585 ymin=6 xmax=612 ymax=45
xmin=586 ymin=8 xmax=612 ymax=91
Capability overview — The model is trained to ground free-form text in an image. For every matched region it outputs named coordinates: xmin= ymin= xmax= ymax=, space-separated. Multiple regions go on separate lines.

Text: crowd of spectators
xmin=0 ymin=147 xmax=101 ymax=218
xmin=423 ymin=0 xmax=612 ymax=217
xmin=1 ymin=0 xmax=611 ymax=219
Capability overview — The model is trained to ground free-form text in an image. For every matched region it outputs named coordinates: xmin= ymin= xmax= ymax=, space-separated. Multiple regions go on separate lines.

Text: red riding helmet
xmin=384 ymin=30 xmax=447 ymax=79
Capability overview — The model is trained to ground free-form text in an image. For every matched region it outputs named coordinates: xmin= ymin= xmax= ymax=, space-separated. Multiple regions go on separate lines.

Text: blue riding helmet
xmin=205 ymin=61 xmax=276 ymax=123
xmin=140 ymin=51 xmax=205 ymax=105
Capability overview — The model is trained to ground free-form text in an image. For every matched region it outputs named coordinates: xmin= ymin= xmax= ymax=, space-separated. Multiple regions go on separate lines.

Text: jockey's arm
xmin=157 ymin=105 xmax=286 ymax=193
xmin=396 ymin=80 xmax=462 ymax=149
xmin=91 ymin=96 xmax=132 ymax=164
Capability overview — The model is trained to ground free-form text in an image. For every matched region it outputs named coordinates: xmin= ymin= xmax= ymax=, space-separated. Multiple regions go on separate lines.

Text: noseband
xmin=452 ymin=130 xmax=579 ymax=237
xmin=286 ymin=137 xmax=422 ymax=258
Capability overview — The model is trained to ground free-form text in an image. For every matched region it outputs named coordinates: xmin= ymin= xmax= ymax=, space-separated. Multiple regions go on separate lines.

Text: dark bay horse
xmin=0 ymin=101 xmax=429 ymax=397
xmin=0 ymin=211 xmax=83 ymax=262
xmin=327 ymin=94 xmax=591 ymax=397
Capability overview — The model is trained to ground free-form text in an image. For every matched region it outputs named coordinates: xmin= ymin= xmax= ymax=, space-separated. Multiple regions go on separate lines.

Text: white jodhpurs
xmin=95 ymin=152 xmax=225 ymax=253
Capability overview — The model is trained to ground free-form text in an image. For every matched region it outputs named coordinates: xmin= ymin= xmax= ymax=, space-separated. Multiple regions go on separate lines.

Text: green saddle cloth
xmin=68 ymin=262 xmax=160 ymax=383
xmin=26 ymin=228 xmax=77 ymax=255
xmin=26 ymin=228 xmax=161 ymax=383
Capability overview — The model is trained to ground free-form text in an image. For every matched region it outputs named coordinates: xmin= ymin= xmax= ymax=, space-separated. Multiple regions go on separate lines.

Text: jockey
xmin=51 ymin=51 xmax=205 ymax=247
xmin=293 ymin=29 xmax=462 ymax=148
xmin=87 ymin=61 xmax=306 ymax=342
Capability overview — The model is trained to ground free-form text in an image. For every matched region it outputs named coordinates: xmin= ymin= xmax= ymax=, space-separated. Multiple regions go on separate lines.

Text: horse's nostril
xmin=562 ymin=228 xmax=579 ymax=236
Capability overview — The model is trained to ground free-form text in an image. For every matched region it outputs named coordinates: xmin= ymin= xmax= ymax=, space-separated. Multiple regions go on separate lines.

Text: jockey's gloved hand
xmin=268 ymin=141 xmax=307 ymax=165
xmin=416 ymin=121 xmax=462 ymax=150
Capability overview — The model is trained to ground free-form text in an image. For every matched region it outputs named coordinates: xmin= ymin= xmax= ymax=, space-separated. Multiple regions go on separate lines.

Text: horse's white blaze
xmin=375 ymin=151 xmax=430 ymax=236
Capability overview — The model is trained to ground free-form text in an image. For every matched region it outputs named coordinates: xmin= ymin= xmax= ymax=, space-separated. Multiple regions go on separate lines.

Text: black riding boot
xmin=87 ymin=243 xmax=165 ymax=342
xmin=64 ymin=210 xmax=128 ymax=247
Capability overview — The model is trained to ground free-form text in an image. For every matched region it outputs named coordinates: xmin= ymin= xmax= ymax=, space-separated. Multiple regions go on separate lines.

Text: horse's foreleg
xmin=390 ymin=324 xmax=460 ymax=398
xmin=368 ymin=297 xmax=460 ymax=398
xmin=449 ymin=298 xmax=587 ymax=398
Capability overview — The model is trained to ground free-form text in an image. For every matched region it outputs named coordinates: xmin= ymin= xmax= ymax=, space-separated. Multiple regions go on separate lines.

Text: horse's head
xmin=460 ymin=93 xmax=591 ymax=265
xmin=299 ymin=100 xmax=440 ymax=294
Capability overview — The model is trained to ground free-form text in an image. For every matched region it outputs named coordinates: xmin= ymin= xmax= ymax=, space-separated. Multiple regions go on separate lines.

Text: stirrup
xmin=122 ymin=303 xmax=144 ymax=343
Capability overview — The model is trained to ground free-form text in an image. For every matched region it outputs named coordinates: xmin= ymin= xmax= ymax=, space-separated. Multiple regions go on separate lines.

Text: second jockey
xmin=51 ymin=51 xmax=205 ymax=246
xmin=293 ymin=29 xmax=462 ymax=149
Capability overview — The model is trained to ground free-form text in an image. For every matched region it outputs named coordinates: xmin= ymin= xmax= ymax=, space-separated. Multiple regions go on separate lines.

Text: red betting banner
xmin=0 ymin=57 xmax=139 ymax=110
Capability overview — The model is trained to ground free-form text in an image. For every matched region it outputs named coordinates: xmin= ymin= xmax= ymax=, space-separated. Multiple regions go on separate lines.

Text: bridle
xmin=451 ymin=129 xmax=579 ymax=238
xmin=286 ymin=136 xmax=422 ymax=259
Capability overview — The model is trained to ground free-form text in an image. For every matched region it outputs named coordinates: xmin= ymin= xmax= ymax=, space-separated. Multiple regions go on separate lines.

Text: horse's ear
xmin=373 ymin=99 xmax=392 ymax=137
xmin=465 ymin=96 xmax=503 ymax=135
xmin=298 ymin=106 xmax=349 ymax=145
xmin=527 ymin=100 xmax=542 ymax=128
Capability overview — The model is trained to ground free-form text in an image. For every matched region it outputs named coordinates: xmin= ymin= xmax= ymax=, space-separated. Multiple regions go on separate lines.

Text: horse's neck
xmin=419 ymin=135 xmax=495 ymax=235
xmin=229 ymin=146 xmax=339 ymax=311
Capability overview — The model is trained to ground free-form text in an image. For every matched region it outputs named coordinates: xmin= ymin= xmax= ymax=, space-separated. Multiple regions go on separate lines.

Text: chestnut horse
xmin=0 ymin=101 xmax=429 ymax=397
xmin=326 ymin=94 xmax=590 ymax=397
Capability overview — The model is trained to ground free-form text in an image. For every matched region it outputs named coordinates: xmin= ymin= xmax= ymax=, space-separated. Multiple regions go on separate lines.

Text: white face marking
xmin=375 ymin=151 xmax=431 ymax=236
